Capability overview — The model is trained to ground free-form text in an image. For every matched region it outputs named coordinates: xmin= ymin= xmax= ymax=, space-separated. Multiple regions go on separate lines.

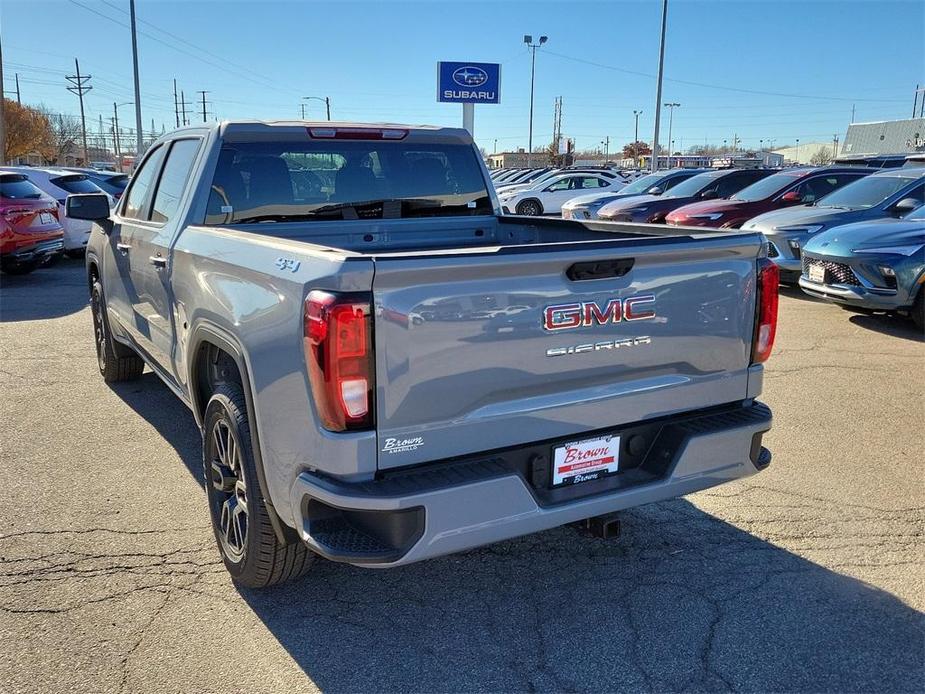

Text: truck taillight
xmin=751 ymin=258 xmax=779 ymax=364
xmin=304 ymin=291 xmax=374 ymax=431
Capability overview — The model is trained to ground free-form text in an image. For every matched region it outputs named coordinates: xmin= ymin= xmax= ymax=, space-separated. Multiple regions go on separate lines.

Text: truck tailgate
xmin=372 ymin=235 xmax=760 ymax=469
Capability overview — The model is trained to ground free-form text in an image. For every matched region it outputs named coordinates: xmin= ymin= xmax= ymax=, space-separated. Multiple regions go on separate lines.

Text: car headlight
xmin=852 ymin=244 xmax=924 ymax=256
xmin=688 ymin=213 xmax=723 ymax=221
xmin=774 ymin=225 xmax=823 ymax=234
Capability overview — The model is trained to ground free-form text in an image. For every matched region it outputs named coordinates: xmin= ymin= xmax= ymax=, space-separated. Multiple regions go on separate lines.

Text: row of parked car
xmin=0 ymin=166 xmax=126 ymax=274
xmin=491 ymin=161 xmax=925 ymax=329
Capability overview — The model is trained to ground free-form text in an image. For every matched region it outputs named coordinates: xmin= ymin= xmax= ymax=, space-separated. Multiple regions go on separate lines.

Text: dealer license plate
xmin=808 ymin=263 xmax=826 ymax=283
xmin=38 ymin=212 xmax=56 ymax=225
xmin=552 ymin=434 xmax=620 ymax=486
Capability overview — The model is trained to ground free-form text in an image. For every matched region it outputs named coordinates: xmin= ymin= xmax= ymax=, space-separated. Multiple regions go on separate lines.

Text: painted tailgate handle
xmin=149 ymin=255 xmax=167 ymax=269
xmin=567 ymin=258 xmax=635 ymax=281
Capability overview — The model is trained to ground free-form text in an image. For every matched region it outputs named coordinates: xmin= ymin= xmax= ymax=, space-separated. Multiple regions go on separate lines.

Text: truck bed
xmin=212 ymin=215 xmax=706 ymax=256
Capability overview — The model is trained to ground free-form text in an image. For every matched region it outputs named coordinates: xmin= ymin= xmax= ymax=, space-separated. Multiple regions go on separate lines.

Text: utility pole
xmin=601 ymin=136 xmax=610 ymax=165
xmin=850 ymin=104 xmax=855 ymax=123
xmin=197 ymin=90 xmax=210 ymax=122
xmin=523 ymin=34 xmax=548 ymax=168
xmin=66 ymin=58 xmax=92 ymax=166
xmin=180 ymin=90 xmax=189 ymax=126
xmin=129 ymin=0 xmax=144 ymax=162
xmin=795 ymin=138 xmax=800 ymax=163
xmin=301 ymin=103 xmax=306 ymax=119
xmin=493 ymin=138 xmax=498 ymax=154
xmin=325 ymin=96 xmax=331 ymax=120
xmin=13 ymin=73 xmax=21 ymax=104
xmin=632 ymin=110 xmax=642 ymax=165
xmin=0 ymin=34 xmax=5 ymax=164
xmin=650 ymin=0 xmax=669 ymax=172
xmin=173 ymin=79 xmax=180 ymax=128
xmin=833 ymin=134 xmax=839 ymax=160
xmin=664 ymin=102 xmax=680 ymax=168
xmin=112 ymin=106 xmax=122 ymax=172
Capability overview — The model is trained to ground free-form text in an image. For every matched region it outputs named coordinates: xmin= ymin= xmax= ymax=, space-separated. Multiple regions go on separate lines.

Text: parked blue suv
xmin=799 ymin=202 xmax=925 ymax=329
xmin=744 ymin=168 xmax=925 ymax=282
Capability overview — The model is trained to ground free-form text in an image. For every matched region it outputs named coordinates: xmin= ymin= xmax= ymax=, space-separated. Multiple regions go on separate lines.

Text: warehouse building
xmin=840 ymin=117 xmax=925 ymax=158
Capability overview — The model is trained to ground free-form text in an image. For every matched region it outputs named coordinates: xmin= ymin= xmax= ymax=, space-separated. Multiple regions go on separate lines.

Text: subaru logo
xmin=452 ymin=66 xmax=488 ymax=87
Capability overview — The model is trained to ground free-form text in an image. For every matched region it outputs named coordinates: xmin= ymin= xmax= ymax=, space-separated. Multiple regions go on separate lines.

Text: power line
xmin=543 ymin=49 xmax=908 ymax=104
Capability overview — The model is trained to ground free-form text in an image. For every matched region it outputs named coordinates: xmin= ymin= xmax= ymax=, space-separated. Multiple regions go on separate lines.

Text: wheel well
xmin=87 ymin=261 xmax=100 ymax=294
xmin=193 ymin=341 xmax=243 ymax=422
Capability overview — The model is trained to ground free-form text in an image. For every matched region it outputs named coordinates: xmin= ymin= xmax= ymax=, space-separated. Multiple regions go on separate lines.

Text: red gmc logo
xmin=543 ymin=295 xmax=656 ymax=331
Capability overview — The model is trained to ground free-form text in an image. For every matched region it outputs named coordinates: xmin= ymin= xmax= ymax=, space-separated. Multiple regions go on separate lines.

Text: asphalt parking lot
xmin=1 ymin=260 xmax=922 ymax=694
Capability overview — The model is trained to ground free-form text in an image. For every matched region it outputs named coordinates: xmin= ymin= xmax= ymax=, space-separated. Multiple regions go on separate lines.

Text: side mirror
xmin=648 ymin=186 xmax=664 ymax=196
xmin=780 ymin=191 xmax=803 ymax=204
xmin=892 ymin=197 xmax=920 ymax=216
xmin=701 ymin=189 xmax=719 ymax=200
xmin=66 ymin=194 xmax=113 ymax=233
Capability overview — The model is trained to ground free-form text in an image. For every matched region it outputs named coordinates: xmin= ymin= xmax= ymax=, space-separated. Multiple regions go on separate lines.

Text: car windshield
xmin=662 ymin=171 xmax=723 ymax=198
xmin=205 ymin=140 xmax=492 ymax=224
xmin=815 ymin=175 xmax=918 ymax=209
xmin=0 ymin=174 xmax=46 ymax=199
xmin=731 ymin=171 xmax=807 ymax=201
xmin=50 ymin=174 xmax=104 ymax=194
xmin=619 ymin=172 xmax=669 ymax=195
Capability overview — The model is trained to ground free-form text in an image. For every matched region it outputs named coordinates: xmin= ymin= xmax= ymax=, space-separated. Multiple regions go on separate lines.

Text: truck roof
xmin=167 ymin=120 xmax=474 ymax=145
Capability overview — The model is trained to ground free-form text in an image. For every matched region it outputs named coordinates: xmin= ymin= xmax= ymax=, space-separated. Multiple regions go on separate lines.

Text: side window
xmin=122 ymin=145 xmax=165 ymax=220
xmin=150 ymin=139 xmax=202 ymax=223
xmin=580 ymin=177 xmax=607 ymax=189
xmin=662 ymin=175 xmax=688 ymax=191
xmin=545 ymin=178 xmax=572 ymax=192
xmin=715 ymin=173 xmax=751 ymax=198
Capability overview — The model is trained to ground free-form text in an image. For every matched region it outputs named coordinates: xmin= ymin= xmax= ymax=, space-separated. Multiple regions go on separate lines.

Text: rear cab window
xmin=204 ymin=135 xmax=492 ymax=225
xmin=0 ymin=175 xmax=47 ymax=200
xmin=49 ymin=174 xmax=103 ymax=195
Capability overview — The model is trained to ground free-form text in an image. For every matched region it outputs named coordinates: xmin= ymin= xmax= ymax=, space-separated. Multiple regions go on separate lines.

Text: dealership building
xmin=840 ymin=117 xmax=925 ymax=158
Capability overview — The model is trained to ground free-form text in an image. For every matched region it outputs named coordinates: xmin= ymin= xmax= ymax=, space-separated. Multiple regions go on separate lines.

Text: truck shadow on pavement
xmin=237 ymin=499 xmax=923 ymax=693
xmin=0 ymin=259 xmax=89 ymax=322
xmin=109 ymin=365 xmax=924 ymax=694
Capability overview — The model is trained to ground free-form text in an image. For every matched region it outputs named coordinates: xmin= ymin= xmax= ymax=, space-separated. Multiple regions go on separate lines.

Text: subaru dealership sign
xmin=437 ymin=61 xmax=501 ymax=104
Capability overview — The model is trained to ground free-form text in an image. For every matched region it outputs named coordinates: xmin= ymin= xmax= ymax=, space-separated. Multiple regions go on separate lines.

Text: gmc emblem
xmin=543 ymin=295 xmax=656 ymax=331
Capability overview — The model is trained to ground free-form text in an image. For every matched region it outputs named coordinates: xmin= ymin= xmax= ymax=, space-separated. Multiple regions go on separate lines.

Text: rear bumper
xmin=1 ymin=238 xmax=65 ymax=267
xmin=289 ymin=401 xmax=772 ymax=567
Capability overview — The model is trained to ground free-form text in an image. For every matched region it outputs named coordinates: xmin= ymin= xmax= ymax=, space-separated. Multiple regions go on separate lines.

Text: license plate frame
xmin=808 ymin=263 xmax=826 ymax=284
xmin=551 ymin=434 xmax=621 ymax=487
xmin=38 ymin=212 xmax=56 ymax=226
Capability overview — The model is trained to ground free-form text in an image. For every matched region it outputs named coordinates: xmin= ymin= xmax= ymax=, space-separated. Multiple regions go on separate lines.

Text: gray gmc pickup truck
xmin=68 ymin=121 xmax=778 ymax=587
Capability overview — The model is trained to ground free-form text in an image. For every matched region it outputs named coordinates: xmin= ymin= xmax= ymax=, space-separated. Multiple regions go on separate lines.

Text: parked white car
xmin=0 ymin=167 xmax=114 ymax=256
xmin=498 ymin=172 xmax=624 ymax=216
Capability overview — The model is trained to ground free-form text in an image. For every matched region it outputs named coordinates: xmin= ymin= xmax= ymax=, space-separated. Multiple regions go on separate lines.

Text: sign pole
xmin=462 ymin=103 xmax=474 ymax=137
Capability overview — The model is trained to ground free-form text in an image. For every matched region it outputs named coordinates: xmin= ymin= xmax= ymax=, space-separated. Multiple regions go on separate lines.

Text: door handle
xmin=149 ymin=255 xmax=167 ymax=269
xmin=116 ymin=243 xmax=131 ymax=254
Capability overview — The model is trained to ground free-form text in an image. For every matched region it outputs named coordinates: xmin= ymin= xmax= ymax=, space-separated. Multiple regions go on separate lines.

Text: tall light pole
xmin=664 ymin=102 xmax=680 ymax=168
xmin=129 ymin=0 xmax=143 ymax=163
xmin=302 ymin=96 xmax=331 ymax=121
xmin=795 ymin=138 xmax=800 ymax=163
xmin=650 ymin=0 xmax=669 ymax=172
xmin=633 ymin=110 xmax=642 ymax=165
xmin=524 ymin=34 xmax=547 ymax=168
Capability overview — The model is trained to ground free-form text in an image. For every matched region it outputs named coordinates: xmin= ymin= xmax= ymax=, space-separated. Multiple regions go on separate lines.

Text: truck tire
xmin=517 ymin=199 xmax=542 ymax=216
xmin=91 ymin=280 xmax=145 ymax=382
xmin=203 ymin=383 xmax=314 ymax=587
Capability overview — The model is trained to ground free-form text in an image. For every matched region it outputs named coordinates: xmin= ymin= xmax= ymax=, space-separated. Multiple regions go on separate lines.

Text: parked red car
xmin=0 ymin=172 xmax=65 ymax=275
xmin=665 ymin=167 xmax=872 ymax=229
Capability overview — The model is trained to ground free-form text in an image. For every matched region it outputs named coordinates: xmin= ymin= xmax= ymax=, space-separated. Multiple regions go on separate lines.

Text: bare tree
xmin=37 ymin=107 xmax=82 ymax=164
xmin=809 ymin=146 xmax=832 ymax=166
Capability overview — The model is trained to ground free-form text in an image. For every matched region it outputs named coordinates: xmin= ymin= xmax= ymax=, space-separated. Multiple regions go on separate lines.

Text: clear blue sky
xmin=3 ymin=0 xmax=923 ymax=154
